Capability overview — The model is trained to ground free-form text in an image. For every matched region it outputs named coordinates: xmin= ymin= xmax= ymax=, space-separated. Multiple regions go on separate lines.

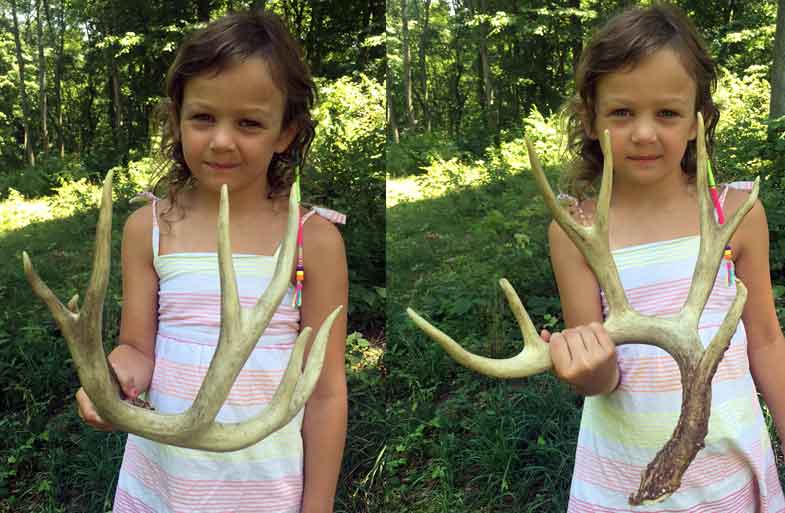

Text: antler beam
xmin=407 ymin=113 xmax=758 ymax=503
xmin=24 ymin=172 xmax=341 ymax=452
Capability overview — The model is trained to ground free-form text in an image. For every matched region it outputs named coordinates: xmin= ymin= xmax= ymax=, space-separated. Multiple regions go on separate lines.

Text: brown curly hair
xmin=562 ymin=3 xmax=718 ymax=200
xmin=152 ymin=10 xmax=316 ymax=220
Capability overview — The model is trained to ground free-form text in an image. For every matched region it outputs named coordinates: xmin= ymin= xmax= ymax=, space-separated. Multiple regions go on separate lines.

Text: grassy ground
xmin=386 ymin=161 xmax=580 ymax=512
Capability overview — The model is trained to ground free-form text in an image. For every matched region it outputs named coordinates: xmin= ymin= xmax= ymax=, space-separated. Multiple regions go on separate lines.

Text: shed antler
xmin=24 ymin=173 xmax=342 ymax=452
xmin=407 ymin=113 xmax=758 ymax=504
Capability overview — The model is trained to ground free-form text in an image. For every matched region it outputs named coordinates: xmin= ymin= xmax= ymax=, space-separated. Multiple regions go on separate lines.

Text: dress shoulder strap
xmin=151 ymin=199 xmax=160 ymax=260
xmin=719 ymin=181 xmax=756 ymax=208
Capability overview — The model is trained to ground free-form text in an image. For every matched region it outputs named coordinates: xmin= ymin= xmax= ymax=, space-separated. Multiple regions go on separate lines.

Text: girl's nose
xmin=631 ymin=117 xmax=657 ymax=144
xmin=209 ymin=124 xmax=236 ymax=151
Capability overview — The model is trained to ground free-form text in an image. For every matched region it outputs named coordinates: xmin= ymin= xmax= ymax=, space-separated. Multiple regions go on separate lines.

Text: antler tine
xmin=524 ymin=136 xmax=585 ymax=239
xmin=184 ymin=184 xmax=300 ymax=431
xmin=526 ymin=132 xmax=631 ymax=317
xmin=593 ymin=130 xmax=614 ymax=234
xmin=405 ymin=278 xmax=551 ymax=378
xmin=172 ymin=305 xmax=342 ymax=452
xmin=82 ymin=172 xmax=114 ymax=318
xmin=681 ymin=113 xmax=759 ymax=327
xmin=292 ymin=306 xmax=343 ymax=404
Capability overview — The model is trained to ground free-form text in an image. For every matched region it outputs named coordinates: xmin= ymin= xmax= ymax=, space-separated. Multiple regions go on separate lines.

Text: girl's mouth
xmin=628 ymin=155 xmax=661 ymax=161
xmin=207 ymin=162 xmax=240 ymax=170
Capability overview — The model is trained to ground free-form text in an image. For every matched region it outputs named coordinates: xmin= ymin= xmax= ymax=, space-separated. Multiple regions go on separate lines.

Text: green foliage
xmin=307 ymin=74 xmax=385 ymax=333
xmin=387 ymin=132 xmax=461 ymax=178
xmin=714 ymin=65 xmax=773 ymax=179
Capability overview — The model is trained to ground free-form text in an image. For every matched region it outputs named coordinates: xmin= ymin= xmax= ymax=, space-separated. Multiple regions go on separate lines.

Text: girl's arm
xmin=548 ymin=219 xmax=620 ymax=396
xmin=76 ymin=205 xmax=158 ymax=429
xmin=299 ymin=216 xmax=348 ymax=513
xmin=730 ymin=194 xmax=785 ymax=449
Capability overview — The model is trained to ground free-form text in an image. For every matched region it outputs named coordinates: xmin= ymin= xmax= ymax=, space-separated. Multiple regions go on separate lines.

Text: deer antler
xmin=23 ymin=172 xmax=342 ymax=452
xmin=407 ymin=113 xmax=758 ymax=504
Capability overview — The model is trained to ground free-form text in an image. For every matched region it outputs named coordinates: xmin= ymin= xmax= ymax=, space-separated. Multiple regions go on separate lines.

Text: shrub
xmin=307 ymin=74 xmax=385 ymax=333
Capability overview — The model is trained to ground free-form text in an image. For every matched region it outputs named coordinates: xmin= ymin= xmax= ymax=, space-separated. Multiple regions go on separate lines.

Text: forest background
xmin=387 ymin=0 xmax=785 ymax=512
xmin=0 ymin=0 xmax=385 ymax=512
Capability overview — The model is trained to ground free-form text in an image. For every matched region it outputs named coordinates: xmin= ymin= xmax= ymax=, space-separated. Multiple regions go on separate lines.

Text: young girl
xmin=75 ymin=11 xmax=348 ymax=513
xmin=545 ymin=4 xmax=785 ymax=511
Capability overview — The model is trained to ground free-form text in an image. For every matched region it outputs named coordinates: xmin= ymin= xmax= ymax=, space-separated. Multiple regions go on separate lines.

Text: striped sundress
xmin=113 ymin=202 xmax=345 ymax=513
xmin=567 ymin=182 xmax=785 ymax=512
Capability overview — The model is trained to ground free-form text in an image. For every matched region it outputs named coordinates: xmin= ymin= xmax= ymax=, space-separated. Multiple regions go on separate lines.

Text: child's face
xmin=178 ymin=56 xmax=296 ymax=196
xmin=589 ymin=48 xmax=698 ymax=188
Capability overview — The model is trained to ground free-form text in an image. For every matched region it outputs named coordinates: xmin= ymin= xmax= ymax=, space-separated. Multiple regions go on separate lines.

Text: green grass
xmin=385 ymin=159 xmax=579 ymax=512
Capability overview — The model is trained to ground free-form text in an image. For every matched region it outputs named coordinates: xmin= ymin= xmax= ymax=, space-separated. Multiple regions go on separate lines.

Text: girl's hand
xmin=541 ymin=322 xmax=620 ymax=396
xmin=75 ymin=345 xmax=154 ymax=430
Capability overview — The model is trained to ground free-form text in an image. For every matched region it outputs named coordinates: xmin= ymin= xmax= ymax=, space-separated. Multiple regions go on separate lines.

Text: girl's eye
xmin=240 ymin=119 xmax=262 ymax=128
xmin=191 ymin=113 xmax=213 ymax=122
xmin=660 ymin=110 xmax=678 ymax=118
xmin=610 ymin=109 xmax=631 ymax=118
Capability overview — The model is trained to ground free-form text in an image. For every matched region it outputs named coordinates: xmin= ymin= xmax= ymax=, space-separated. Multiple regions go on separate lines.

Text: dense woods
xmin=387 ymin=0 xmax=783 ymax=149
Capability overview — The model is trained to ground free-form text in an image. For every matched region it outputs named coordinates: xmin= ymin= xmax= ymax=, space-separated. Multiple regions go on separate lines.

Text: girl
xmin=545 ymin=4 xmax=785 ymax=511
xmin=75 ymin=11 xmax=348 ymax=513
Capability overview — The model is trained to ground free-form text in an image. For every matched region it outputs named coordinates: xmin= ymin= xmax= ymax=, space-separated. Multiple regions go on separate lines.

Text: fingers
xmin=75 ymin=387 xmax=115 ymax=432
xmin=548 ymin=322 xmax=618 ymax=395
xmin=108 ymin=358 xmax=138 ymax=400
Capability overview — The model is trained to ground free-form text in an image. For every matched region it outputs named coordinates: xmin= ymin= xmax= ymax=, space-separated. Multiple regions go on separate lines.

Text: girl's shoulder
xmin=125 ymin=201 xmax=155 ymax=234
xmin=302 ymin=206 xmax=346 ymax=253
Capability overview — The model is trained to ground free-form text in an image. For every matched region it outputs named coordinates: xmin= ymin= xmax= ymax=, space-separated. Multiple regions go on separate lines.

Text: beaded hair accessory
xmin=292 ymin=173 xmax=304 ymax=308
xmin=707 ymin=160 xmax=733 ymax=286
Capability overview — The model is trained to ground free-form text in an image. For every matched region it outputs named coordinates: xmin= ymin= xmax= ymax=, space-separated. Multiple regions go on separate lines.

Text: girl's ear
xmin=274 ymin=122 xmax=299 ymax=153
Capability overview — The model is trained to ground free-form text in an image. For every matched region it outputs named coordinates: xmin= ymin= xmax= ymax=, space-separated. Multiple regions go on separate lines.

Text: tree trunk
xmin=11 ymin=0 xmax=36 ymax=167
xmin=569 ymin=0 xmax=583 ymax=71
xmin=450 ymin=29 xmax=465 ymax=139
xmin=110 ymin=60 xmax=125 ymax=159
xmin=48 ymin=0 xmax=64 ymax=158
xmin=418 ymin=0 xmax=432 ymax=132
xmin=401 ymin=0 xmax=415 ymax=127
xmin=37 ymin=0 xmax=49 ymax=156
xmin=771 ymin=0 xmax=785 ymax=121
xmin=474 ymin=0 xmax=496 ymax=143
xmin=306 ymin=0 xmax=323 ymax=75
xmin=387 ymin=65 xmax=400 ymax=144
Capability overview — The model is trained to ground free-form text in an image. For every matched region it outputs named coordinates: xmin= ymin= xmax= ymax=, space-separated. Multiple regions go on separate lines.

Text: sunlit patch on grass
xmin=0 ymin=180 xmax=102 ymax=234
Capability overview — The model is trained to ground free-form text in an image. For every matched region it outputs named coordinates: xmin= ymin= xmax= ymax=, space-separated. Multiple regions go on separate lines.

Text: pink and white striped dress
xmin=113 ymin=203 xmax=344 ymax=513
xmin=567 ymin=182 xmax=785 ymax=512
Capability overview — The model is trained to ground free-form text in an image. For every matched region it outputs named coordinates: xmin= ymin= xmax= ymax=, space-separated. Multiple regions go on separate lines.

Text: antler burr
xmin=407 ymin=113 xmax=758 ymax=504
xmin=24 ymin=172 xmax=342 ymax=452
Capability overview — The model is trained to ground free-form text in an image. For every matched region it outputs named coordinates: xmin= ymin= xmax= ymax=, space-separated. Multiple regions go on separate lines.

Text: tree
xmin=401 ymin=0 xmax=415 ymax=126
xmin=36 ymin=0 xmax=49 ymax=155
xmin=10 ymin=0 xmax=36 ymax=166
xmin=772 ymin=0 xmax=785 ymax=120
